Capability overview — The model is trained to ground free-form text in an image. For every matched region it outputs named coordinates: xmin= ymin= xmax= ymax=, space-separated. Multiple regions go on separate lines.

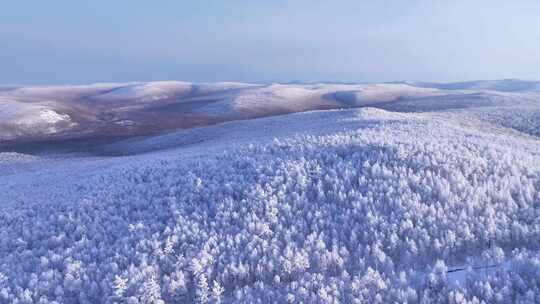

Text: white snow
xmin=0 ymin=99 xmax=75 ymax=140
xmin=92 ymin=81 xmax=193 ymax=102
xmin=3 ymin=80 xmax=538 ymax=143
xmin=0 ymin=80 xmax=540 ymax=303
xmin=7 ymin=83 xmax=127 ymax=101
xmin=410 ymin=79 xmax=540 ymax=92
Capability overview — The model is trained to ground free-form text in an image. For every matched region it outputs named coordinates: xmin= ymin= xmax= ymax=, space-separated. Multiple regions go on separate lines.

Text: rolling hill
xmin=0 ymin=80 xmax=539 ymax=303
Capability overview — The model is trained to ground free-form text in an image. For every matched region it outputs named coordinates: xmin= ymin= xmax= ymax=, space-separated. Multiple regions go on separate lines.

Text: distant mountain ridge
xmin=1 ymin=79 xmax=539 ymax=152
xmin=399 ymin=79 xmax=540 ymax=92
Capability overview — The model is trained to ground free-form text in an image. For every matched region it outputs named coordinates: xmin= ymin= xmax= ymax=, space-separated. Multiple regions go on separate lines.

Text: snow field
xmin=0 ymin=108 xmax=539 ymax=303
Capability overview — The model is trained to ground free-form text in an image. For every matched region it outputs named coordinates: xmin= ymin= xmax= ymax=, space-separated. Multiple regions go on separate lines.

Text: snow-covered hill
xmin=2 ymin=80 xmax=539 ymax=150
xmin=0 ymin=81 xmax=540 ymax=303
xmin=404 ymin=79 xmax=540 ymax=92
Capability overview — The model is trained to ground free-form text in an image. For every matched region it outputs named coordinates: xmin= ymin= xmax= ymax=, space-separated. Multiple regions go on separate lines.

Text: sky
xmin=2 ymin=0 xmax=540 ymax=85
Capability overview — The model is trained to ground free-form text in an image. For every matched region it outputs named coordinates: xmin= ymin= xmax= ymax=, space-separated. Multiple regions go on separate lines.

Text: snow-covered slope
xmin=3 ymin=80 xmax=538 ymax=149
xmin=1 ymin=95 xmax=540 ymax=303
xmin=1 ymin=80 xmax=540 ymax=302
xmin=91 ymin=81 xmax=193 ymax=103
xmin=406 ymin=79 xmax=540 ymax=92
xmin=0 ymin=99 xmax=76 ymax=141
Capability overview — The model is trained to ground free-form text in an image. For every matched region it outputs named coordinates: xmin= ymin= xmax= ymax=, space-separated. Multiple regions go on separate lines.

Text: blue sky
xmin=2 ymin=0 xmax=540 ymax=84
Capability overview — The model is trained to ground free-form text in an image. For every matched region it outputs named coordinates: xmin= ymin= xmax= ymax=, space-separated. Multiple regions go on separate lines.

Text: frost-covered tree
xmin=114 ymin=275 xmax=128 ymax=298
xmin=1 ymin=107 xmax=540 ymax=303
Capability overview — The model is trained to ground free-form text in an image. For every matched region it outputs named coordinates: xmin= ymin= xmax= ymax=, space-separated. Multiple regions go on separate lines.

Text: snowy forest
xmin=1 ymin=82 xmax=540 ymax=303
xmin=3 ymin=0 xmax=540 ymax=302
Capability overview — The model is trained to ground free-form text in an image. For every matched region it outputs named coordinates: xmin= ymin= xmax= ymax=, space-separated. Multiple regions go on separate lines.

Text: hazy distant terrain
xmin=0 ymin=79 xmax=540 ymax=303
xmin=2 ymin=79 xmax=539 ymax=153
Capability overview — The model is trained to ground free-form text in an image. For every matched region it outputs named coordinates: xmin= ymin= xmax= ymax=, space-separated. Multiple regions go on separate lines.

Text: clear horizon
xmin=2 ymin=0 xmax=540 ymax=85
